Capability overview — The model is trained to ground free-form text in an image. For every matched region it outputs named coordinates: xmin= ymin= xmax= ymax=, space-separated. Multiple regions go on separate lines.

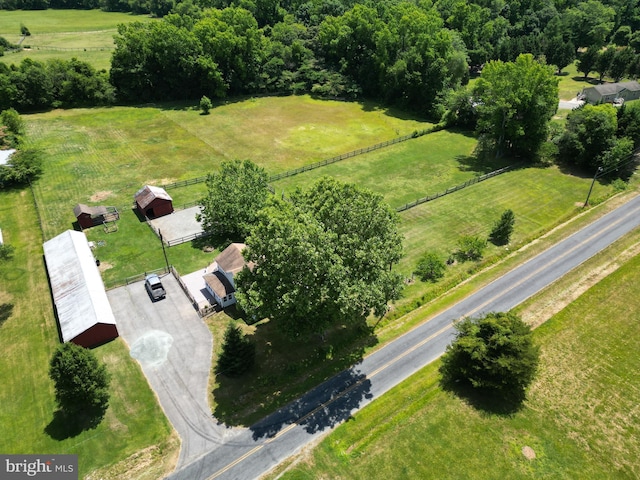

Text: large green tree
xmin=557 ymin=103 xmax=632 ymax=173
xmin=473 ymin=54 xmax=559 ymax=160
xmin=0 ymin=148 xmax=43 ymax=187
xmin=563 ymin=0 xmax=615 ymax=49
xmin=198 ymin=159 xmax=270 ymax=240
xmin=49 ymin=343 xmax=111 ymax=422
xmin=236 ymin=177 xmax=403 ymax=338
xmin=440 ymin=312 xmax=539 ymax=402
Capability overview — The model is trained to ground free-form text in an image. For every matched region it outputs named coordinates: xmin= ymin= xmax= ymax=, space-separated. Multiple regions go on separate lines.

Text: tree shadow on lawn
xmin=0 ymin=303 xmax=14 ymax=327
xmin=212 ymin=319 xmax=378 ymax=430
xmin=455 ymin=153 xmax=514 ymax=174
xmin=440 ymin=378 xmax=526 ymax=416
xmin=572 ymin=76 xmax=601 ymax=86
xmin=45 ymin=406 xmax=108 ymax=440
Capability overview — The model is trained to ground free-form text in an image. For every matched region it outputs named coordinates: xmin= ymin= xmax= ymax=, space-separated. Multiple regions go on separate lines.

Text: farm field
xmin=0 ymin=189 xmax=179 ymax=479
xmin=25 ymin=94 xmax=619 ymax=292
xmin=0 ymin=9 xmax=154 ymax=71
xmin=3 ymin=93 xmax=635 ymax=477
xmin=267 ymin=243 xmax=640 ymax=480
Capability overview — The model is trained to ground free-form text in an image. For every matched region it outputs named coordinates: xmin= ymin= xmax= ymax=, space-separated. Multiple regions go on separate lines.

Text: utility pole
xmin=584 ymin=167 xmax=603 ymax=208
xmin=159 ymin=229 xmax=170 ymax=272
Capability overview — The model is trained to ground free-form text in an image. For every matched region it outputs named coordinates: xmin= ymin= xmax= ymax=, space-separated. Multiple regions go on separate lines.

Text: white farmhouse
xmin=203 ymin=243 xmax=253 ymax=309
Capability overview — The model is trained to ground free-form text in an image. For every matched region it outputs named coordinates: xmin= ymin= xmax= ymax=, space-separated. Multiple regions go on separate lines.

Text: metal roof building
xmin=43 ymin=230 xmax=118 ymax=348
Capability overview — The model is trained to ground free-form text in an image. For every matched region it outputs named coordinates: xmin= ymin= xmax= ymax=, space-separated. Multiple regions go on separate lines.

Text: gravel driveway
xmin=107 ymin=274 xmax=239 ymax=468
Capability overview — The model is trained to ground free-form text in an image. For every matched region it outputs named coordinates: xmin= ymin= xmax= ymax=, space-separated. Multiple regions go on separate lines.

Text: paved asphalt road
xmin=107 ymin=275 xmax=235 ymax=468
xmin=167 ymin=194 xmax=640 ymax=480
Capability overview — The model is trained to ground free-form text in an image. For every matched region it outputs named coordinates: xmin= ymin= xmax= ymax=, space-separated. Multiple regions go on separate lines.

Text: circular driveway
xmin=107 ymin=273 xmax=239 ymax=468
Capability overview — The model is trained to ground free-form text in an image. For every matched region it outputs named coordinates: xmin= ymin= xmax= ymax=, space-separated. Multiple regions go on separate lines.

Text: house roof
xmin=204 ymin=271 xmax=235 ymax=299
xmin=213 ymin=243 xmax=254 ymax=275
xmin=73 ymin=203 xmax=108 ymax=218
xmin=0 ymin=149 xmax=16 ymax=166
xmin=134 ymin=185 xmax=173 ymax=209
xmin=43 ymin=230 xmax=116 ymax=343
xmin=588 ymin=81 xmax=640 ymax=96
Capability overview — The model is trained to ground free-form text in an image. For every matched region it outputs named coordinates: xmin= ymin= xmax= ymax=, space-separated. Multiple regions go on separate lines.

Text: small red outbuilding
xmin=73 ymin=204 xmax=119 ymax=229
xmin=134 ymin=185 xmax=174 ymax=219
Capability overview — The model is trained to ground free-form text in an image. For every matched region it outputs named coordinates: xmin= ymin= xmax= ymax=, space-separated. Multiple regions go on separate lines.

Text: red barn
xmin=73 ymin=204 xmax=119 ymax=229
xmin=134 ymin=185 xmax=174 ymax=219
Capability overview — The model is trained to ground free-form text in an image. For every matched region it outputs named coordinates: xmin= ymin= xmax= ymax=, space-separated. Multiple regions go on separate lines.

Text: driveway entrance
xmin=107 ymin=274 xmax=238 ymax=468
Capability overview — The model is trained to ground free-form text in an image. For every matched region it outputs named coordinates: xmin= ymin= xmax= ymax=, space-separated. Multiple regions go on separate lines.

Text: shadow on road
xmin=249 ymin=367 xmax=372 ymax=441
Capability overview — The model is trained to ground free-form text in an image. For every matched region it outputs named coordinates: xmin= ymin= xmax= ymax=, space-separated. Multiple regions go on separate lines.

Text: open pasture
xmin=26 ymin=96 xmax=430 ymax=238
xmin=25 ymin=96 xmax=615 ymax=285
xmin=0 ymin=9 xmax=154 ymax=70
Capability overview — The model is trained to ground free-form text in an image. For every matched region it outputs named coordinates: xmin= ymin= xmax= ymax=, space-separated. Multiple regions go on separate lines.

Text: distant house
xmin=134 ymin=185 xmax=173 ymax=219
xmin=203 ymin=243 xmax=254 ymax=308
xmin=43 ymin=230 xmax=118 ymax=348
xmin=581 ymin=81 xmax=640 ymax=104
xmin=73 ymin=204 xmax=119 ymax=229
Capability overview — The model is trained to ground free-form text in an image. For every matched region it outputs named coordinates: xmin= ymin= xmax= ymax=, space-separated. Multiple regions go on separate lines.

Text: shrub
xmin=200 ymin=95 xmax=212 ymax=115
xmin=414 ymin=252 xmax=446 ymax=282
xmin=454 ymin=235 xmax=487 ymax=262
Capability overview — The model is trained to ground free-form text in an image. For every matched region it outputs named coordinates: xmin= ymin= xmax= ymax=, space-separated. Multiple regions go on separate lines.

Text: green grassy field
xmin=0 ymin=9 xmax=154 ymax=71
xmin=25 ymin=96 xmax=613 ymax=284
xmin=0 ymin=188 xmax=178 ymax=479
xmin=267 ymin=247 xmax=640 ymax=480
xmin=4 ymin=93 xmax=634 ymax=476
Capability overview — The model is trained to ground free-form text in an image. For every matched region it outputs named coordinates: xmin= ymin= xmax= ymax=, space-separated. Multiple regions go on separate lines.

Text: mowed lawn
xmin=25 ymin=95 xmax=614 ymax=286
xmin=0 ymin=188 xmax=178 ymax=479
xmin=271 ymin=252 xmax=640 ymax=480
xmin=0 ymin=9 xmax=154 ymax=71
xmin=271 ymin=129 xmax=493 ymax=208
xmin=25 ymin=96 xmax=429 ymax=241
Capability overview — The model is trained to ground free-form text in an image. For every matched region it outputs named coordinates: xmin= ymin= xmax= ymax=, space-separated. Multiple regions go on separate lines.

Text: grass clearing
xmin=25 ymin=97 xmax=431 ymax=274
xmin=21 ymin=95 xmax=624 ymax=428
xmin=271 ymin=129 xmax=494 ymax=208
xmin=0 ymin=187 xmax=178 ymax=478
xmin=0 ymin=10 xmax=154 ymax=71
xmin=267 ymin=237 xmax=640 ymax=480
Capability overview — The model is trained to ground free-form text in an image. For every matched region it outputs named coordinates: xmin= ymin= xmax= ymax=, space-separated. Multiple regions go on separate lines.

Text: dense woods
xmin=1 ymin=0 xmax=640 ymax=116
xmin=2 ymin=0 xmax=640 ymax=168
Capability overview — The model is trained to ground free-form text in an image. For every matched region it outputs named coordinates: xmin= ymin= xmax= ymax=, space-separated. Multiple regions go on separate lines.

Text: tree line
xmin=2 ymin=0 xmax=640 ymax=117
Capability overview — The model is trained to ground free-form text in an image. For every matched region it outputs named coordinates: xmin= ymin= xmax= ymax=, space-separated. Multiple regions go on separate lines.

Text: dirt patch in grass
xmin=98 ymin=261 xmax=113 ymax=272
xmin=522 ymin=446 xmax=536 ymax=460
xmin=90 ymin=190 xmax=113 ymax=202
xmin=85 ymin=434 xmax=180 ymax=480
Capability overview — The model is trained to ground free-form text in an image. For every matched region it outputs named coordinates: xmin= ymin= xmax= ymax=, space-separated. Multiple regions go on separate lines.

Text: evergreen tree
xmin=216 ymin=322 xmax=255 ymax=377
xmin=489 ymin=209 xmax=515 ymax=246
xmin=440 ymin=312 xmax=539 ymax=403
